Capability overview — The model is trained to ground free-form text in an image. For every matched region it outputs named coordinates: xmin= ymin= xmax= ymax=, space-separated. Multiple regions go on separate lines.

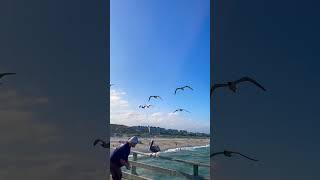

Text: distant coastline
xmin=110 ymin=137 xmax=210 ymax=153
xmin=110 ymin=124 xmax=210 ymax=138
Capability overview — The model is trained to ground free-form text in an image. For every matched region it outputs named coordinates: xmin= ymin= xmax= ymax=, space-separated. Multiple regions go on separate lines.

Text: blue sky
xmin=110 ymin=0 xmax=210 ymax=133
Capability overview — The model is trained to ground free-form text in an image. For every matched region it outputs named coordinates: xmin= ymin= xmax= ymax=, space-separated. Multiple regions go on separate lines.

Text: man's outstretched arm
xmin=120 ymin=159 xmax=130 ymax=170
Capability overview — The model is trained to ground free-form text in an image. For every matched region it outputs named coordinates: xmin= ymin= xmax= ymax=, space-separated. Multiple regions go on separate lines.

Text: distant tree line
xmin=110 ymin=124 xmax=210 ymax=138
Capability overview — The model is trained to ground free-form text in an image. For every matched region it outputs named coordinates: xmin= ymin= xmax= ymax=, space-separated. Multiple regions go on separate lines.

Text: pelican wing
xmin=102 ymin=142 xmax=110 ymax=148
xmin=210 ymin=152 xmax=225 ymax=157
xmin=0 ymin=73 xmax=16 ymax=79
xmin=155 ymin=146 xmax=161 ymax=152
xmin=93 ymin=139 xmax=104 ymax=146
xmin=211 ymin=83 xmax=228 ymax=96
xmin=175 ymin=88 xmax=182 ymax=94
xmin=212 ymin=83 xmax=228 ymax=89
xmin=234 ymin=77 xmax=266 ymax=91
xmin=184 ymin=86 xmax=193 ymax=90
xmin=183 ymin=109 xmax=190 ymax=113
xmin=232 ymin=151 xmax=259 ymax=161
xmin=148 ymin=96 xmax=153 ymax=102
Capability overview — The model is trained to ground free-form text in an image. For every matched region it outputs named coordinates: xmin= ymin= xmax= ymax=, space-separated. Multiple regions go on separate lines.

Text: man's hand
xmin=125 ymin=161 xmax=131 ymax=170
xmin=120 ymin=159 xmax=126 ymax=165
xmin=120 ymin=159 xmax=131 ymax=170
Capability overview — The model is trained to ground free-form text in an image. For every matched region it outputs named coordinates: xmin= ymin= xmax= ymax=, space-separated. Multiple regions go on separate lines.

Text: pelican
xmin=173 ymin=109 xmax=190 ymax=113
xmin=210 ymin=150 xmax=259 ymax=161
xmin=0 ymin=73 xmax=16 ymax=80
xmin=174 ymin=85 xmax=193 ymax=94
xmin=148 ymin=96 xmax=162 ymax=102
xmin=93 ymin=139 xmax=110 ymax=148
xmin=211 ymin=76 xmax=266 ymax=97
xmin=149 ymin=139 xmax=161 ymax=153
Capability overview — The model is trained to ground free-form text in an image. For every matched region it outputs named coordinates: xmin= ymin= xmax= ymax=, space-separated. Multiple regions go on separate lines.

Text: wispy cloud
xmin=110 ymin=89 xmax=209 ymax=133
xmin=0 ymin=89 xmax=49 ymax=110
xmin=0 ymin=110 xmax=59 ymax=144
xmin=110 ymin=89 xmax=129 ymax=108
xmin=0 ymin=89 xmax=59 ymax=145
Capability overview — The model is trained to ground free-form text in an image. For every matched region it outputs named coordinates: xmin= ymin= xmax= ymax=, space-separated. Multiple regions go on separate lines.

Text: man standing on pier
xmin=110 ymin=136 xmax=139 ymax=180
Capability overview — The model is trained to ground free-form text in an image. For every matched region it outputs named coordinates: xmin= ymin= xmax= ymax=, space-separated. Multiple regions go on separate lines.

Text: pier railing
xmin=121 ymin=150 xmax=210 ymax=180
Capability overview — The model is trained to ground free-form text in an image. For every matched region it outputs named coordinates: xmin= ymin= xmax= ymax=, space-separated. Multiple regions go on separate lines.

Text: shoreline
xmin=110 ymin=137 xmax=210 ymax=153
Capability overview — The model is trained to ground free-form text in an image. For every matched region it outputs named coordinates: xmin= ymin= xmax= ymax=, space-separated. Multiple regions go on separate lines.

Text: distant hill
xmin=110 ymin=124 xmax=210 ymax=138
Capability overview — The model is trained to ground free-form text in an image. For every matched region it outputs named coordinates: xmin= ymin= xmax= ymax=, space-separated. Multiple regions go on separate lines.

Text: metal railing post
xmin=193 ymin=164 xmax=199 ymax=178
xmin=132 ymin=152 xmax=138 ymax=175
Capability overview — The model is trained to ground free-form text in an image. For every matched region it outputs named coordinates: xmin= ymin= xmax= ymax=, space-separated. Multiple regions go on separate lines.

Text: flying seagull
xmin=139 ymin=104 xmax=153 ymax=109
xmin=93 ymin=139 xmax=110 ymax=149
xmin=148 ymin=96 xmax=162 ymax=102
xmin=146 ymin=104 xmax=153 ymax=108
xmin=211 ymin=76 xmax=266 ymax=97
xmin=210 ymin=150 xmax=259 ymax=162
xmin=0 ymin=73 xmax=16 ymax=80
xmin=173 ymin=109 xmax=190 ymax=113
xmin=174 ymin=85 xmax=193 ymax=94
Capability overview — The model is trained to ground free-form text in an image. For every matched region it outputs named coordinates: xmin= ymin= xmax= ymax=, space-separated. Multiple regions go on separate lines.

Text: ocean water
xmin=123 ymin=145 xmax=210 ymax=180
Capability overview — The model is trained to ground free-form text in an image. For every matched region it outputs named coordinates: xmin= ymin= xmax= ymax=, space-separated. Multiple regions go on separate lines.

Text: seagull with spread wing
xmin=146 ymin=104 xmax=153 ymax=108
xmin=173 ymin=109 xmax=190 ymax=113
xmin=0 ymin=73 xmax=16 ymax=80
xmin=139 ymin=104 xmax=153 ymax=109
xmin=211 ymin=76 xmax=266 ymax=97
xmin=93 ymin=139 xmax=110 ymax=149
xmin=174 ymin=85 xmax=193 ymax=94
xmin=210 ymin=150 xmax=259 ymax=162
xmin=148 ymin=96 xmax=162 ymax=102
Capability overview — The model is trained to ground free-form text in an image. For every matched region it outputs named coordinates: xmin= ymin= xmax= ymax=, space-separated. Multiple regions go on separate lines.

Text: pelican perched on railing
xmin=149 ymin=139 xmax=161 ymax=153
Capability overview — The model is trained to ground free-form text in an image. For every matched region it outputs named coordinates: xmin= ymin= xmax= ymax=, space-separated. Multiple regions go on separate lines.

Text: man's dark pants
xmin=110 ymin=162 xmax=122 ymax=180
